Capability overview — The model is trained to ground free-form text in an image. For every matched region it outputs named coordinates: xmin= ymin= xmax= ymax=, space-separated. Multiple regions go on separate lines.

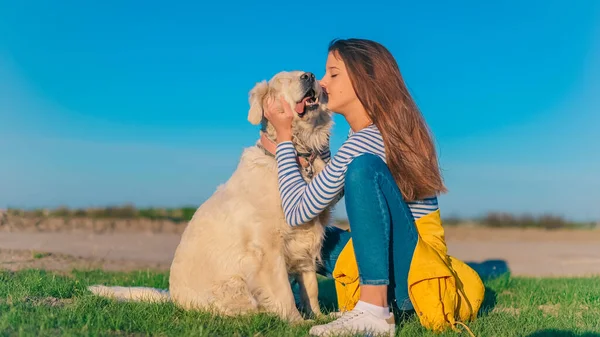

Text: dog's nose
xmin=301 ymin=72 xmax=315 ymax=82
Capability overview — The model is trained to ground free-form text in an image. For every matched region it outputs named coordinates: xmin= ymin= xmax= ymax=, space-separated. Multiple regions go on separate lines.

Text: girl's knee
xmin=345 ymin=154 xmax=386 ymax=188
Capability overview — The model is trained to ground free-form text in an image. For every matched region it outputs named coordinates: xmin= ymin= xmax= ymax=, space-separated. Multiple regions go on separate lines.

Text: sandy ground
xmin=1 ymin=226 xmax=600 ymax=277
xmin=445 ymin=226 xmax=600 ymax=277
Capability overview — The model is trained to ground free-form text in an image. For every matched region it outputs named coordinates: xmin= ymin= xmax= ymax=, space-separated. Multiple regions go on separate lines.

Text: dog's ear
xmin=248 ymin=80 xmax=269 ymax=125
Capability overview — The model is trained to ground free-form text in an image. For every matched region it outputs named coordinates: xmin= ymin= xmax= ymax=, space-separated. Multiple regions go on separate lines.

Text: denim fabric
xmin=317 ymin=226 xmax=352 ymax=278
xmin=343 ymin=153 xmax=418 ymax=310
xmin=292 ymin=153 xmax=419 ymax=311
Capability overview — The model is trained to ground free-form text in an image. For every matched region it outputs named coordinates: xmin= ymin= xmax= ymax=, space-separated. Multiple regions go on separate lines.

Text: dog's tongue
xmin=294 ymin=97 xmax=311 ymax=114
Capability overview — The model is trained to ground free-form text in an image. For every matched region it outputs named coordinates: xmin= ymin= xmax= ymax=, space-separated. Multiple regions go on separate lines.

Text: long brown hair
xmin=328 ymin=38 xmax=447 ymax=201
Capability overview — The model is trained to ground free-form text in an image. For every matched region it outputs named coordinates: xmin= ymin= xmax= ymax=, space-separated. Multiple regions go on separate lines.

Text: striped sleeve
xmin=407 ymin=197 xmax=439 ymax=218
xmin=319 ymin=135 xmax=331 ymax=163
xmin=319 ymin=147 xmax=331 ymax=163
xmin=275 ymin=126 xmax=386 ymax=227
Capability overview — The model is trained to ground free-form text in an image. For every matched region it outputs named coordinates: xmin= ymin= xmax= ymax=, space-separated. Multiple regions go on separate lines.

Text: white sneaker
xmin=309 ymin=308 xmax=396 ymax=337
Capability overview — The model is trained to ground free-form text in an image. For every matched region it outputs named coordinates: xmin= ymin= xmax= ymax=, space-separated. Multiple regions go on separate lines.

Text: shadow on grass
xmin=290 ymin=276 xmax=339 ymax=315
xmin=526 ymin=330 xmax=600 ymax=337
xmin=316 ymin=277 xmax=339 ymax=313
xmin=467 ymin=259 xmax=510 ymax=280
xmin=478 ymin=285 xmax=498 ymax=316
xmin=467 ymin=259 xmax=511 ymax=317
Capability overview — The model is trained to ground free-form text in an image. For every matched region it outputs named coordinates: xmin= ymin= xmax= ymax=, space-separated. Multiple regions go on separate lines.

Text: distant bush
xmin=6 ymin=204 xmax=199 ymax=223
xmin=332 ymin=212 xmax=595 ymax=230
xmin=3 ymin=205 xmax=596 ymax=230
xmin=441 ymin=214 xmax=463 ymax=226
xmin=480 ymin=212 xmax=579 ymax=229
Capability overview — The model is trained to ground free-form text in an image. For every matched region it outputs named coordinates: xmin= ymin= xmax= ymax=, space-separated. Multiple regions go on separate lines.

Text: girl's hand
xmin=264 ymin=96 xmax=294 ymax=143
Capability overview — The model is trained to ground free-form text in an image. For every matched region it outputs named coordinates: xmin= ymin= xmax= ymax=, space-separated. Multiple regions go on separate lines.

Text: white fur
xmin=88 ymin=71 xmax=333 ymax=322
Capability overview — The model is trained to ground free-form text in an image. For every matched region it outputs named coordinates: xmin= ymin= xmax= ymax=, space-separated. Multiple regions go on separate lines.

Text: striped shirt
xmin=275 ymin=124 xmax=439 ymax=227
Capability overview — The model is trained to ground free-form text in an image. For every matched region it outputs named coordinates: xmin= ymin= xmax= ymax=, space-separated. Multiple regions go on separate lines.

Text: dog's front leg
xmin=252 ymin=256 xmax=304 ymax=323
xmin=296 ymin=271 xmax=322 ymax=318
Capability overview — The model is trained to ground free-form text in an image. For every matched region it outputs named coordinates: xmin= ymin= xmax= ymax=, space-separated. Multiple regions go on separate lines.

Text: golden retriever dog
xmin=88 ymin=70 xmax=333 ymax=323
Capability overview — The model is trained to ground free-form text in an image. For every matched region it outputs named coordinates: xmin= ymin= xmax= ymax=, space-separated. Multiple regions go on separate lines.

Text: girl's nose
xmin=318 ymin=79 xmax=327 ymax=90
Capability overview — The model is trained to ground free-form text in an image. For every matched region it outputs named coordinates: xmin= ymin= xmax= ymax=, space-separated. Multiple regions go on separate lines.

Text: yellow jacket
xmin=332 ymin=210 xmax=484 ymax=334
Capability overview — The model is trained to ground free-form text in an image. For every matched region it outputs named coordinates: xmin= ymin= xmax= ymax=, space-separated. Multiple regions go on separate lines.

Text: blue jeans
xmin=293 ymin=153 xmax=419 ymax=311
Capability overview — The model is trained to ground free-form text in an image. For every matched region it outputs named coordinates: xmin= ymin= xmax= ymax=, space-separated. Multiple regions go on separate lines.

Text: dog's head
xmin=247 ymin=71 xmax=329 ymax=127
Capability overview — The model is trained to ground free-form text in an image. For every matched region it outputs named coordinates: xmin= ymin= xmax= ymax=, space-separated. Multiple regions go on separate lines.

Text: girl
xmin=265 ymin=38 xmax=447 ymax=337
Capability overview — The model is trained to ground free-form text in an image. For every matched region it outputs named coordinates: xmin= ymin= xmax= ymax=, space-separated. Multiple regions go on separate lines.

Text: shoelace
xmin=325 ymin=310 xmax=365 ymax=327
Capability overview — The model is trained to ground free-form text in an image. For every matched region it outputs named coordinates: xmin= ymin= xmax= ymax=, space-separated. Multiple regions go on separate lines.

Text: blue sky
xmin=1 ymin=1 xmax=599 ymax=221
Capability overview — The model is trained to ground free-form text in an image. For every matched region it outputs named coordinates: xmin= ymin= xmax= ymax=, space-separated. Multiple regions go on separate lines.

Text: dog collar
xmin=259 ymin=132 xmax=278 ymax=157
xmin=258 ymin=132 xmax=317 ymax=169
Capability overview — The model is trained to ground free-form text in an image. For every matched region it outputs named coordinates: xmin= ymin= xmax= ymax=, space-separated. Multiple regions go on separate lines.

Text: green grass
xmin=0 ymin=269 xmax=599 ymax=337
xmin=31 ymin=252 xmax=53 ymax=260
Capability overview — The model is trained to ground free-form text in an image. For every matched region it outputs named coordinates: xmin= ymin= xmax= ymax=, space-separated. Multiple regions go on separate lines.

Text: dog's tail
xmin=87 ymin=285 xmax=170 ymax=303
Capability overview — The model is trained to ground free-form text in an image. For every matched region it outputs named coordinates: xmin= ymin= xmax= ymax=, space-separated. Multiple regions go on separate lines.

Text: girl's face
xmin=319 ymin=52 xmax=359 ymax=115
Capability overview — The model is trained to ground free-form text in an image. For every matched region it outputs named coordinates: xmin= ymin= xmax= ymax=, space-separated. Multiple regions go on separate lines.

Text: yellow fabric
xmin=332 ymin=210 xmax=485 ymax=334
